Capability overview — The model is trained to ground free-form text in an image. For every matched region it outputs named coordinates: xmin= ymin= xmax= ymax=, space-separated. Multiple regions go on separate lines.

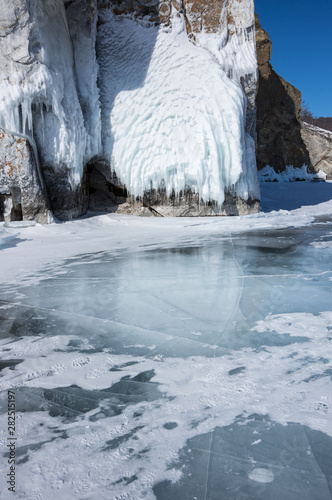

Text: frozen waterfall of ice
xmin=97 ymin=6 xmax=260 ymax=205
xmin=0 ymin=0 xmax=101 ymax=187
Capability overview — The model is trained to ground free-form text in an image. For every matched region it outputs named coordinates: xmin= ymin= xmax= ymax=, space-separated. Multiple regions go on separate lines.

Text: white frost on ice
xmin=253 ymin=312 xmax=332 ymax=339
xmin=310 ymin=233 xmax=332 ymax=249
xmin=248 ymin=468 xmax=274 ymax=483
xmin=0 ymin=308 xmax=331 ymax=497
xmin=0 ymin=183 xmax=331 ymax=499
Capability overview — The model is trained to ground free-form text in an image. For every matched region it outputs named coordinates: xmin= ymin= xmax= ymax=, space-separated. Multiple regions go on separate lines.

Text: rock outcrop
xmin=255 ymin=15 xmax=310 ymax=171
xmin=301 ymin=117 xmax=332 ymax=133
xmin=301 ymin=122 xmax=332 ymax=179
xmin=0 ymin=128 xmax=49 ymax=223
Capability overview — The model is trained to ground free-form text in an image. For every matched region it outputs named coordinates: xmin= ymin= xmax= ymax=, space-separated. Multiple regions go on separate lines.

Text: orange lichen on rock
xmin=226 ymin=10 xmax=235 ymax=35
xmin=97 ymin=0 xmax=227 ymax=33
xmin=16 ymin=141 xmax=27 ymax=175
xmin=184 ymin=0 xmax=225 ymax=34
xmin=6 ymin=160 xmax=15 ymax=177
xmin=1 ymin=133 xmax=30 ymax=179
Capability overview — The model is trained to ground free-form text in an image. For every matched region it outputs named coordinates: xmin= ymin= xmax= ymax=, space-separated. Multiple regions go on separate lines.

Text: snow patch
xmin=248 ymin=468 xmax=274 ymax=483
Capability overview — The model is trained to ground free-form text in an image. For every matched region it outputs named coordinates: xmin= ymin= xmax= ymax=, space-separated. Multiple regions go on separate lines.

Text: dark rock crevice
xmin=88 ymin=159 xmax=127 ymax=213
xmin=42 ymin=164 xmax=89 ymax=220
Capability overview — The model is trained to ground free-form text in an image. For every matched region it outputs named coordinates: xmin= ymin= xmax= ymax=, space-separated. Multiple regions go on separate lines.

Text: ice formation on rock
xmin=97 ymin=3 xmax=259 ymax=211
xmin=0 ymin=0 xmax=100 ymax=183
xmin=0 ymin=0 xmax=260 ymax=220
xmin=0 ymin=0 xmax=101 ymax=219
xmin=94 ymin=0 xmax=260 ymax=215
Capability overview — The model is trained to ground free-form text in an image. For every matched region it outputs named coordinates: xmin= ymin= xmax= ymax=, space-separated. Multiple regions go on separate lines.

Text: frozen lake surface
xmin=0 ymin=183 xmax=332 ymax=499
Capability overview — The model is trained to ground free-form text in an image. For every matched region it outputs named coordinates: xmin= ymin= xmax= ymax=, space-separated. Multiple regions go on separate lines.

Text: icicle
xmin=21 ymin=101 xmax=28 ymax=136
xmin=40 ymin=103 xmax=45 ymax=142
xmin=27 ymin=102 xmax=33 ymax=137
xmin=17 ymin=104 xmax=22 ymax=134
xmin=23 ymin=112 xmax=26 ymax=135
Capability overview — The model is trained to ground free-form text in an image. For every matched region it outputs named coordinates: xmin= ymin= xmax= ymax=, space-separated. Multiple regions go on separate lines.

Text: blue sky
xmin=254 ymin=0 xmax=332 ymax=117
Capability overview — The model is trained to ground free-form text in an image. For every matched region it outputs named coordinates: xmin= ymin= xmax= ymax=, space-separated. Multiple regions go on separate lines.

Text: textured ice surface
xmin=0 ymin=194 xmax=332 ymax=498
xmin=97 ymin=10 xmax=259 ymax=204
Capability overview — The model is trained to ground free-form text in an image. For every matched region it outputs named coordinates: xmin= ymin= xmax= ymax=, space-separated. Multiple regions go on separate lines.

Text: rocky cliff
xmin=0 ymin=0 xmax=260 ymax=221
xmin=255 ymin=15 xmax=311 ymax=171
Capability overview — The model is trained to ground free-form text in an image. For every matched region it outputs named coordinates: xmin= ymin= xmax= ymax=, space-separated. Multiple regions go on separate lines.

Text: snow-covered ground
xmin=0 ymin=182 xmax=332 ymax=499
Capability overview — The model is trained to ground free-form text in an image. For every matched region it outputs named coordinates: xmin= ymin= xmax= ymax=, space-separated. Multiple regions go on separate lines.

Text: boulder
xmin=0 ymin=128 xmax=49 ymax=223
xmin=301 ymin=122 xmax=332 ymax=179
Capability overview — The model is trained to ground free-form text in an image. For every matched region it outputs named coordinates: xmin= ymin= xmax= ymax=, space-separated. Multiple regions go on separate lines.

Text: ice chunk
xmin=4 ymin=221 xmax=37 ymax=228
xmin=258 ymin=165 xmax=326 ymax=183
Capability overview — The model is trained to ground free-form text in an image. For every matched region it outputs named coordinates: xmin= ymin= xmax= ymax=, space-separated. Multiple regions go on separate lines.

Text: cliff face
xmin=0 ymin=0 xmax=100 ymax=220
xmin=0 ymin=0 xmax=260 ymax=221
xmin=255 ymin=15 xmax=310 ymax=171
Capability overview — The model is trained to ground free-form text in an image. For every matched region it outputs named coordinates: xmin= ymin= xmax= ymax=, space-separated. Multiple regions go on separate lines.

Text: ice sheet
xmin=0 ymin=196 xmax=332 ymax=498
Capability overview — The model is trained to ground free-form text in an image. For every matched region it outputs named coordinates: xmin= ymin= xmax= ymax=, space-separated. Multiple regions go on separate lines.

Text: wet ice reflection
xmin=1 ymin=224 xmax=331 ymax=355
